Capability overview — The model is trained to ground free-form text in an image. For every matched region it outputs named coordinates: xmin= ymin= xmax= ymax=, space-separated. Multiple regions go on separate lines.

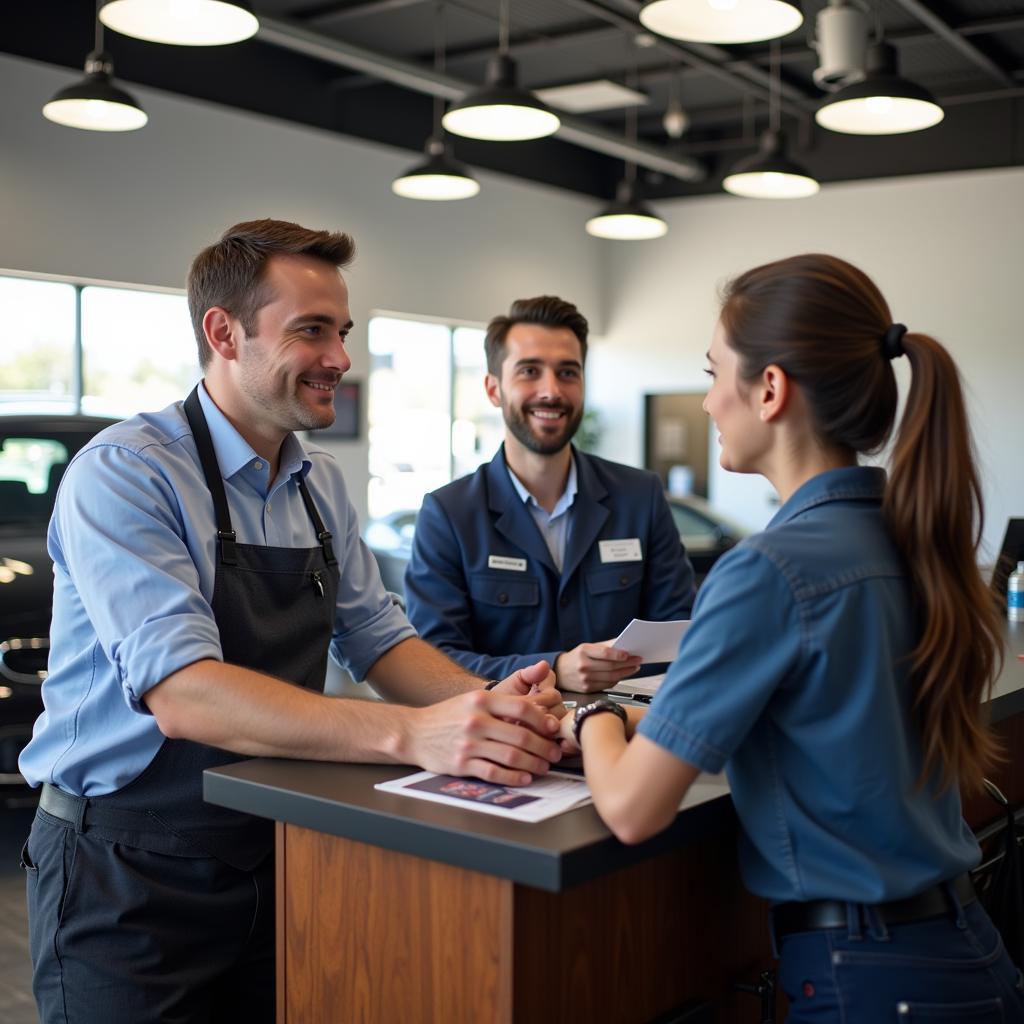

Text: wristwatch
xmin=572 ymin=698 xmax=628 ymax=745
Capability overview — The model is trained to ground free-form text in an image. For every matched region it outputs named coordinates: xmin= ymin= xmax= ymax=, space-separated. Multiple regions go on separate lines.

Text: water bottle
xmin=1010 ymin=561 xmax=1024 ymax=623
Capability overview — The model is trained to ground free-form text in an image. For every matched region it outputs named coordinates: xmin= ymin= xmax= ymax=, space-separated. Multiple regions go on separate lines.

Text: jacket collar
xmin=486 ymin=445 xmax=610 ymax=586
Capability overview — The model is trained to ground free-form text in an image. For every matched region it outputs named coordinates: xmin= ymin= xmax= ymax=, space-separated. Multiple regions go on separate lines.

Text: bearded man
xmin=405 ymin=295 xmax=696 ymax=693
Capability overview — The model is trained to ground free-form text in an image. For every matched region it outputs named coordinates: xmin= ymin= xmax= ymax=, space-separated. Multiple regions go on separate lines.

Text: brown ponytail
xmin=720 ymin=254 xmax=1002 ymax=793
xmin=885 ymin=332 xmax=1003 ymax=792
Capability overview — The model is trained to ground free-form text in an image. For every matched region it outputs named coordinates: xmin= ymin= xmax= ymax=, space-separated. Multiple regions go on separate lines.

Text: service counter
xmin=205 ymin=624 xmax=1024 ymax=1024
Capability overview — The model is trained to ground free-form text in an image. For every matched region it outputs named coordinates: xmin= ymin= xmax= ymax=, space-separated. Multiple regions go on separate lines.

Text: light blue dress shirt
xmin=638 ymin=466 xmax=979 ymax=904
xmin=20 ymin=383 xmax=415 ymax=795
xmin=506 ymin=455 xmax=578 ymax=572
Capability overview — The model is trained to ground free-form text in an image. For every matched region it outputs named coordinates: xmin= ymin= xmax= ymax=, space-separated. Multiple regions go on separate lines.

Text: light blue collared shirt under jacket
xmin=20 ymin=384 xmax=415 ymax=796
xmin=639 ymin=466 xmax=980 ymax=904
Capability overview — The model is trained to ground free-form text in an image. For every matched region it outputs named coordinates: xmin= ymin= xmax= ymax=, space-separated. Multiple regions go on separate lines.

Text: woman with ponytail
xmin=560 ymin=254 xmax=1023 ymax=1021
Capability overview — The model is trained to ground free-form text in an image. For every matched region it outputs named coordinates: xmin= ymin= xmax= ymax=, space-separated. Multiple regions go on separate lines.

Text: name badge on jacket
xmin=488 ymin=555 xmax=527 ymax=571
xmin=599 ymin=539 xmax=642 ymax=563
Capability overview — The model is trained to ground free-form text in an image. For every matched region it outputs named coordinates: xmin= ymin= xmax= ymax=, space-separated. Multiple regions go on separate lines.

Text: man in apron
xmin=20 ymin=219 xmax=563 ymax=1023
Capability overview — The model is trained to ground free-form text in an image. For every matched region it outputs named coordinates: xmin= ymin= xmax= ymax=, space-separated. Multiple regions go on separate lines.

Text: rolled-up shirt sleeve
xmin=52 ymin=443 xmax=224 ymax=714
xmin=638 ymin=543 xmax=801 ymax=774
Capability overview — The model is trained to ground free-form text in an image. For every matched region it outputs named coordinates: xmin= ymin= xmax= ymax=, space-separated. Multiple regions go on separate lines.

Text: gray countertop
xmin=204 ymin=622 xmax=1024 ymax=892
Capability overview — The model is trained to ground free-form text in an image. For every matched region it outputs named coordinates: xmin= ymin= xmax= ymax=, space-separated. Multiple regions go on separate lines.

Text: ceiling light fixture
xmin=815 ymin=41 xmax=944 ymax=134
xmin=585 ymin=179 xmax=668 ymax=239
xmin=586 ymin=97 xmax=667 ymax=240
xmin=811 ymin=0 xmax=869 ymax=90
xmin=393 ymin=4 xmax=478 ymax=201
xmin=99 ymin=0 xmax=258 ymax=46
xmin=392 ymin=137 xmax=480 ymax=200
xmin=441 ymin=0 xmax=559 ymax=141
xmin=723 ymin=42 xmax=819 ymax=198
xmin=639 ymin=0 xmax=803 ymax=45
xmin=43 ymin=12 xmax=147 ymax=132
xmin=663 ymin=72 xmax=690 ymax=139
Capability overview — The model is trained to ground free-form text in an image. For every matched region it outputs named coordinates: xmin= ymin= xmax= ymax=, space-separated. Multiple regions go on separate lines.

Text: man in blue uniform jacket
xmin=405 ymin=295 xmax=696 ymax=692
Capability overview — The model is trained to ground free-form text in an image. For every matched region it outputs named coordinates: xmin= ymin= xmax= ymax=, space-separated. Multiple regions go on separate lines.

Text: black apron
xmin=83 ymin=386 xmax=341 ymax=870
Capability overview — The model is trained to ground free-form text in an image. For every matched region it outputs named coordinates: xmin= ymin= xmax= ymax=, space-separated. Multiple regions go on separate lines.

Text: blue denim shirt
xmin=20 ymin=383 xmax=415 ymax=796
xmin=639 ymin=466 xmax=979 ymax=903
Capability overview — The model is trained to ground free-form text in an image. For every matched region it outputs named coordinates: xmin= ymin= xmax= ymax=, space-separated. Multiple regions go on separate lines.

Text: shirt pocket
xmin=585 ymin=563 xmax=644 ymax=596
xmin=468 ymin=573 xmax=540 ymax=609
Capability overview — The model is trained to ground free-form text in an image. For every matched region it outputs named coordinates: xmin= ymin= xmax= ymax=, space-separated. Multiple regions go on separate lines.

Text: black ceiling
xmin=6 ymin=0 xmax=1024 ymax=201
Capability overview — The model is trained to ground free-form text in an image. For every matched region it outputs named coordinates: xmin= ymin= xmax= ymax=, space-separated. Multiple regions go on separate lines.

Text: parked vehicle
xmin=365 ymin=493 xmax=746 ymax=599
xmin=663 ymin=493 xmax=746 ymax=585
xmin=0 ymin=414 xmax=117 ymax=802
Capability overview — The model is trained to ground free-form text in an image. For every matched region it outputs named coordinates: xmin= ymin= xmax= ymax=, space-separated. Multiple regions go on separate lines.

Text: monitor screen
xmin=991 ymin=518 xmax=1024 ymax=601
xmin=315 ymin=380 xmax=361 ymax=440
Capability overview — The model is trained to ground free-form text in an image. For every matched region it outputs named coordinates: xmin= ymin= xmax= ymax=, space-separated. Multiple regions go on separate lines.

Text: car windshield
xmin=0 ymin=435 xmax=71 ymax=527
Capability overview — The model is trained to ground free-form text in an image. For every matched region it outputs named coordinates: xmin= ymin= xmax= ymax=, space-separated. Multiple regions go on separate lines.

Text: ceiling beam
xmin=887 ymin=0 xmax=1014 ymax=87
xmin=292 ymin=0 xmax=431 ymax=25
xmin=256 ymin=15 xmax=706 ymax=181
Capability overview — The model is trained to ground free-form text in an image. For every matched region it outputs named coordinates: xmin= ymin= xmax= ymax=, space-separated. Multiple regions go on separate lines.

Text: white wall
xmin=0 ymin=53 xmax=605 ymax=524
xmin=589 ymin=167 xmax=1024 ymax=558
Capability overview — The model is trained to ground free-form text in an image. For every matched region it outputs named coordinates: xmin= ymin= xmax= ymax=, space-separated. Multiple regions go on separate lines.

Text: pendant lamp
xmin=722 ymin=129 xmax=819 ymax=197
xmin=99 ymin=0 xmax=258 ymax=46
xmin=392 ymin=137 xmax=480 ymax=200
xmin=393 ymin=5 xmax=479 ymax=200
xmin=723 ymin=41 xmax=818 ymax=199
xmin=815 ymin=42 xmax=944 ymax=135
xmin=441 ymin=0 xmax=559 ymax=141
xmin=586 ymin=179 xmax=668 ymax=239
xmin=43 ymin=13 xmax=147 ymax=133
xmin=586 ymin=103 xmax=667 ymax=240
xmin=639 ymin=0 xmax=803 ymax=45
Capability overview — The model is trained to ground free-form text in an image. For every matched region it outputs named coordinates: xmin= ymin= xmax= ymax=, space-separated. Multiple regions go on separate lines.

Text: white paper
xmin=608 ymin=672 xmax=665 ymax=698
xmin=611 ymin=618 xmax=690 ymax=663
xmin=375 ymin=770 xmax=592 ymax=823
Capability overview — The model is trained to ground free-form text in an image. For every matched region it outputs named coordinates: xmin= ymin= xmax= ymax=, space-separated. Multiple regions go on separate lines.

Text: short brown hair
xmin=187 ymin=219 xmax=355 ymax=368
xmin=484 ymin=296 xmax=588 ymax=375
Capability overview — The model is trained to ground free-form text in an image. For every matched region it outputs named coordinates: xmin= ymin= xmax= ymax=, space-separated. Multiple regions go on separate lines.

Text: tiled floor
xmin=0 ymin=806 xmax=37 ymax=1024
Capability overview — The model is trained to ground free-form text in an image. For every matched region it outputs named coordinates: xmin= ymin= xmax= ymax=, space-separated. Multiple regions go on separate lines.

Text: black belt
xmin=38 ymin=783 xmax=165 ymax=835
xmin=773 ymin=873 xmax=976 ymax=940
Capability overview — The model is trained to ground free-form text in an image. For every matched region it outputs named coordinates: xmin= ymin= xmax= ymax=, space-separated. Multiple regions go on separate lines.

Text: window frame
xmin=0 ymin=267 xmax=191 ymax=414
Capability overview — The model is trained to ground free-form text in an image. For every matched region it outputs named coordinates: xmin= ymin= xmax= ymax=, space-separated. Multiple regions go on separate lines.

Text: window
xmin=367 ymin=316 xmax=502 ymax=520
xmin=0 ymin=272 xmax=199 ymax=417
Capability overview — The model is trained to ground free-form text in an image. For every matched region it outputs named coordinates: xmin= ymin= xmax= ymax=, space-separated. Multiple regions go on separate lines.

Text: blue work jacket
xmin=404 ymin=446 xmax=696 ymax=679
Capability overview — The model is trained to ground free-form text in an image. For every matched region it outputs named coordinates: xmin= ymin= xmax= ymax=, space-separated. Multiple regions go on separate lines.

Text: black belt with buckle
xmin=38 ymin=783 xmax=162 ymax=834
xmin=773 ymin=873 xmax=976 ymax=940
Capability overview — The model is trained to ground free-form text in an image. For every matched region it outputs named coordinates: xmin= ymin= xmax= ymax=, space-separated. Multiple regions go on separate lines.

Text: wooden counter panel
xmin=278 ymin=823 xmax=513 ymax=1024
xmin=512 ymin=828 xmax=773 ymax=1024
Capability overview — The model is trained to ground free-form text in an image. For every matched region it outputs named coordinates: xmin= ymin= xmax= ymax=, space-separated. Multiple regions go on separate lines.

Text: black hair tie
xmin=882 ymin=323 xmax=908 ymax=360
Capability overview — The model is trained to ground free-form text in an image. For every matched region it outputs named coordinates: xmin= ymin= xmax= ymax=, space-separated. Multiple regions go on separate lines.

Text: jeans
xmin=777 ymin=895 xmax=1024 ymax=1022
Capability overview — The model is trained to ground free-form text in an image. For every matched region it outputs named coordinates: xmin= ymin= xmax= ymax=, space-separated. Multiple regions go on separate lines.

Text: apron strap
xmin=296 ymin=474 xmax=337 ymax=566
xmin=183 ymin=386 xmax=237 ymax=565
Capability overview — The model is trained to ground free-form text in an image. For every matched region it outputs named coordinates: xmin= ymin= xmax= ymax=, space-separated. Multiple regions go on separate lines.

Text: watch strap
xmin=572 ymin=698 xmax=628 ymax=745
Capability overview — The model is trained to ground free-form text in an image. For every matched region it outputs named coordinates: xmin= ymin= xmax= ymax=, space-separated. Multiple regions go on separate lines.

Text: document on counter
xmin=612 ymin=618 xmax=690 ymax=663
xmin=375 ymin=770 xmax=593 ymax=823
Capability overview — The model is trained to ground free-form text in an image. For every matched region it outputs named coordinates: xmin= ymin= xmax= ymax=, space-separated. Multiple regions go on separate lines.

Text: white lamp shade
xmin=815 ymin=94 xmax=944 ymax=134
xmin=585 ymin=212 xmax=668 ymax=239
xmin=723 ymin=169 xmax=819 ymax=198
xmin=640 ymin=0 xmax=803 ymax=44
xmin=100 ymin=0 xmax=259 ymax=46
xmin=43 ymin=95 xmax=148 ymax=131
xmin=442 ymin=103 xmax=560 ymax=142
xmin=392 ymin=172 xmax=480 ymax=201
